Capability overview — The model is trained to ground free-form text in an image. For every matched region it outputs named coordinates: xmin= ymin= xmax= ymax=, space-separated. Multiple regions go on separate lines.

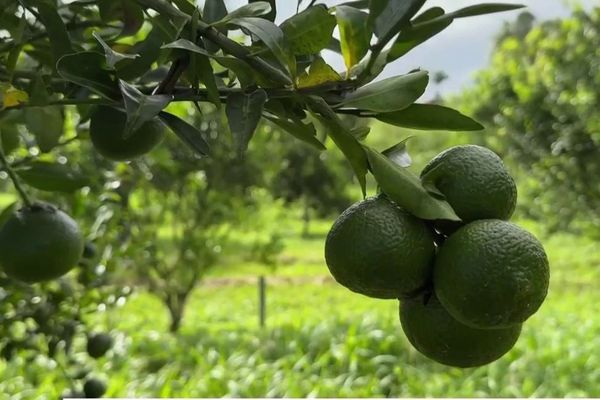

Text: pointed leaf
xmin=264 ymin=115 xmax=325 ymax=150
xmin=364 ymin=146 xmax=459 ymax=221
xmin=382 ymin=138 xmax=412 ymax=167
xmin=93 ymin=32 xmax=139 ymax=69
xmin=387 ymin=15 xmax=453 ymax=62
xmin=412 ymin=7 xmax=445 ymax=23
xmin=119 ymin=80 xmax=172 ymax=137
xmin=36 ymin=1 xmax=73 ymax=63
xmin=250 ymin=0 xmax=276 ymax=22
xmin=376 ymin=104 xmax=484 ymax=131
xmin=298 ymin=58 xmax=342 ymax=88
xmin=226 ymin=89 xmax=268 ymax=156
xmin=307 ymin=96 xmax=367 ymax=197
xmin=24 ymin=106 xmax=64 ymax=152
xmin=228 ymin=17 xmax=296 ymax=78
xmin=213 ymin=2 xmax=272 ymax=27
xmin=16 ymin=161 xmax=89 ymax=193
xmin=370 ymin=0 xmax=425 ymax=43
xmin=280 ymin=5 xmax=336 ymax=55
xmin=340 ymin=70 xmax=429 ymax=112
xmin=203 ymin=0 xmax=228 ymax=23
xmin=158 ymin=111 xmax=210 ymax=156
xmin=336 ymin=6 xmax=371 ymax=71
xmin=449 ymin=3 xmax=525 ymax=19
xmin=57 ymin=52 xmax=120 ymax=99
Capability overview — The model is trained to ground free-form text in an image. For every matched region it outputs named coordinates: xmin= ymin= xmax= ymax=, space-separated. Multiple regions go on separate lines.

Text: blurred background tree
xmin=461 ymin=8 xmax=600 ymax=234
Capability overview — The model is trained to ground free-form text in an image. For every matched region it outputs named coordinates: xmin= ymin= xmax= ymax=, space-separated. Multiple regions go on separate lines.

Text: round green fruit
xmin=89 ymin=106 xmax=165 ymax=161
xmin=86 ymin=333 xmax=113 ymax=359
xmin=434 ymin=219 xmax=550 ymax=329
xmin=400 ymin=293 xmax=522 ymax=368
xmin=83 ymin=378 xmax=107 ymax=398
xmin=421 ymin=145 xmax=517 ymax=223
xmin=0 ymin=203 xmax=84 ymax=283
xmin=325 ymin=195 xmax=436 ymax=299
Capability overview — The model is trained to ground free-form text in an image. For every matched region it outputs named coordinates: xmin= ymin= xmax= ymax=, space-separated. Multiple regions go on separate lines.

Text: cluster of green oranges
xmin=325 ymin=145 xmax=550 ymax=368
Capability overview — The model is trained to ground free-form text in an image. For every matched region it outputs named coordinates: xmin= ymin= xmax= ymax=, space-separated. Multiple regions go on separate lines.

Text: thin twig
xmin=0 ymin=138 xmax=32 ymax=207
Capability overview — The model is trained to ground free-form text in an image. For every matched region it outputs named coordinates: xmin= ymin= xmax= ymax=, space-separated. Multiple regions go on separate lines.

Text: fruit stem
xmin=0 ymin=138 xmax=33 ymax=208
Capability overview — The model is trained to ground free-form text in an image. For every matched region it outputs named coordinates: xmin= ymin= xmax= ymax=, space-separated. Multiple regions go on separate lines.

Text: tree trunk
xmin=166 ymin=293 xmax=188 ymax=334
xmin=169 ymin=312 xmax=182 ymax=333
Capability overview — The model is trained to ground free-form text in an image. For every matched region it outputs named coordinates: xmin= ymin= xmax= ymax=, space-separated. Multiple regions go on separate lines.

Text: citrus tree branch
xmin=194 ymin=20 xmax=293 ymax=87
xmin=0 ymin=138 xmax=32 ymax=207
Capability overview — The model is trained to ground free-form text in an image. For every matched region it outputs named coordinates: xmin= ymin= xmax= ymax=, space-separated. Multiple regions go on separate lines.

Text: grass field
xmin=1 ymin=215 xmax=599 ymax=399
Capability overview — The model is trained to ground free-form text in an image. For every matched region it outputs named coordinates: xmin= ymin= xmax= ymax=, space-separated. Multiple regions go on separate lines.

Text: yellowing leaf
xmin=2 ymin=86 xmax=29 ymax=108
xmin=297 ymin=58 xmax=342 ymax=88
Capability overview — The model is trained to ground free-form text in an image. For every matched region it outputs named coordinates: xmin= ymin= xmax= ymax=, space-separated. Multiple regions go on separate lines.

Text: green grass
xmin=1 ymin=218 xmax=599 ymax=398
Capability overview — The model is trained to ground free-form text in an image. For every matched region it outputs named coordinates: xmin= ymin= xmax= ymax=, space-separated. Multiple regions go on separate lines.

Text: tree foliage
xmin=461 ymin=7 xmax=600 ymax=232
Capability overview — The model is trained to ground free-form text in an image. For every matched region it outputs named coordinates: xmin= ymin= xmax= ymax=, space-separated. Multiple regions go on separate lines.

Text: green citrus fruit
xmin=0 ymin=203 xmax=84 ymax=283
xmin=325 ymin=195 xmax=436 ymax=299
xmin=434 ymin=219 xmax=549 ymax=329
xmin=86 ymin=333 xmax=113 ymax=359
xmin=89 ymin=106 xmax=165 ymax=161
xmin=400 ymin=293 xmax=521 ymax=368
xmin=420 ymin=145 xmax=517 ymax=222
xmin=83 ymin=377 xmax=107 ymax=398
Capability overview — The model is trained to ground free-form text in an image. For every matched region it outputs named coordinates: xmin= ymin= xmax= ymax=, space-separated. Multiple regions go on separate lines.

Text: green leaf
xmin=364 ymin=146 xmax=460 ymax=221
xmin=93 ymin=32 xmax=140 ymax=69
xmin=263 ymin=115 xmax=325 ymax=151
xmin=335 ymin=6 xmax=371 ymax=72
xmin=27 ymin=76 xmax=51 ymax=106
xmin=56 ymin=52 xmax=120 ymax=99
xmin=0 ymin=124 xmax=21 ymax=155
xmin=226 ymin=89 xmax=268 ymax=156
xmin=213 ymin=2 xmax=272 ymax=27
xmin=5 ymin=14 xmax=26 ymax=80
xmin=449 ymin=3 xmax=525 ymax=19
xmin=0 ymin=202 xmax=18 ymax=229
xmin=194 ymin=44 xmax=221 ymax=108
xmin=137 ymin=0 xmax=190 ymax=27
xmin=250 ymin=0 xmax=276 ymax=22
xmin=170 ymin=0 xmax=196 ymax=15
xmin=376 ymin=104 xmax=484 ymax=131
xmin=280 ymin=5 xmax=336 ymax=55
xmin=337 ymin=0 xmax=369 ymax=8
xmin=340 ymin=70 xmax=429 ymax=112
xmin=228 ymin=17 xmax=296 ymax=78
xmin=158 ymin=111 xmax=210 ymax=156
xmin=98 ymin=0 xmax=145 ymax=37
xmin=307 ymin=96 xmax=368 ymax=197
xmin=387 ymin=14 xmax=452 ymax=62
xmin=162 ymin=39 xmax=256 ymax=87
xmin=203 ymin=0 xmax=228 ymax=24
xmin=412 ymin=6 xmax=445 ymax=23
xmin=382 ymin=137 xmax=412 ymax=167
xmin=297 ymin=57 xmax=341 ymax=88
xmin=369 ymin=0 xmax=425 ymax=43
xmin=24 ymin=106 xmax=64 ymax=152
xmin=16 ymin=161 xmax=89 ymax=193
xmin=119 ymin=80 xmax=172 ymax=137
xmin=117 ymin=28 xmax=166 ymax=80
xmin=36 ymin=0 xmax=73 ymax=64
